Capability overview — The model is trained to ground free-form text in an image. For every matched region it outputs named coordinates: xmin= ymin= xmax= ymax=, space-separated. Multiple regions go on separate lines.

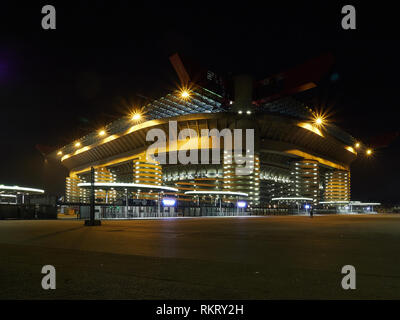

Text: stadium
xmin=48 ymin=54 xmax=373 ymax=218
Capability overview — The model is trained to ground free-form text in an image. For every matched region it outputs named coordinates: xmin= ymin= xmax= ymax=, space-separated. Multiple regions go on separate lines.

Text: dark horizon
xmin=0 ymin=1 xmax=398 ymax=203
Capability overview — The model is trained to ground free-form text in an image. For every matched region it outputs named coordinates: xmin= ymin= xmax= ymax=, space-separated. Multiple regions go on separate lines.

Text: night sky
xmin=0 ymin=1 xmax=398 ymax=203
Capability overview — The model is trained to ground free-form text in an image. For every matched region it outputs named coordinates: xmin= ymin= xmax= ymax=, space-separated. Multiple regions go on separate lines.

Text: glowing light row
xmin=57 ymin=113 xmax=144 ymax=157
xmin=77 ymin=182 xmax=178 ymax=192
xmin=271 ymin=197 xmax=313 ymax=201
xmin=0 ymin=185 xmax=45 ymax=193
xmin=185 ymin=191 xmax=248 ymax=197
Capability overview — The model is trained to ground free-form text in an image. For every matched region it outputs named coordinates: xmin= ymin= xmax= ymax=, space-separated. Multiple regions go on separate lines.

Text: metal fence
xmin=0 ymin=204 xmax=57 ymax=220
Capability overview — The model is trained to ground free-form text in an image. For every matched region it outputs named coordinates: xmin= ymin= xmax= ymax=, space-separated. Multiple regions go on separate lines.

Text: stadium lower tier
xmin=65 ymin=152 xmax=351 ymax=207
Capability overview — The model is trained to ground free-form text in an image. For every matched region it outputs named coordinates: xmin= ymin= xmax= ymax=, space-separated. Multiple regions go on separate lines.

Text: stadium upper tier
xmin=51 ymin=86 xmax=356 ymax=161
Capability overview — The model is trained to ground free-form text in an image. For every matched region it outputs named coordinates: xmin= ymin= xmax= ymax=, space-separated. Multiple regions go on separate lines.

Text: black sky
xmin=0 ymin=1 xmax=398 ymax=203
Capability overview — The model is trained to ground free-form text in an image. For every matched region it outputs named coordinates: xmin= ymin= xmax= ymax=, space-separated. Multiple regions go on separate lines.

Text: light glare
xmin=162 ymin=198 xmax=176 ymax=206
xmin=180 ymin=90 xmax=190 ymax=99
xmin=237 ymin=201 xmax=247 ymax=208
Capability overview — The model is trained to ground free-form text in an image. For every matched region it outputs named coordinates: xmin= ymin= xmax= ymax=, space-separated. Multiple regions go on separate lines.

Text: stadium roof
xmin=54 ymin=86 xmax=355 ymax=156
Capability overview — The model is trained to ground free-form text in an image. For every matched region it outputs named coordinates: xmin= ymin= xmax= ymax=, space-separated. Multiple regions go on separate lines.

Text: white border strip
xmin=0 ymin=194 xmax=17 ymax=198
xmin=77 ymin=182 xmax=178 ymax=192
xmin=0 ymin=185 xmax=44 ymax=193
xmin=185 ymin=191 xmax=248 ymax=197
xmin=271 ymin=197 xmax=313 ymax=201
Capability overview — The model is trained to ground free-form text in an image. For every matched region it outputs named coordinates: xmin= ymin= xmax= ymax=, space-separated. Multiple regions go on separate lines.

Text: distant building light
xmin=237 ymin=201 xmax=247 ymax=208
xmin=162 ymin=198 xmax=176 ymax=207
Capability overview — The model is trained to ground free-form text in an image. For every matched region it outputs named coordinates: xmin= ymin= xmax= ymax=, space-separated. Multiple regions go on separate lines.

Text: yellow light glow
xmin=99 ymin=130 xmax=106 ymax=136
xmin=355 ymin=142 xmax=360 ymax=148
xmin=366 ymin=149 xmax=373 ymax=156
xmin=311 ymin=109 xmax=330 ymax=128
xmin=315 ymin=117 xmax=324 ymax=126
xmin=345 ymin=146 xmax=357 ymax=154
xmin=298 ymin=122 xmax=324 ymax=137
xmin=286 ymin=149 xmax=347 ymax=170
xmin=61 ymin=154 xmax=70 ymax=161
xmin=131 ymin=113 xmax=142 ymax=121
xmin=180 ymin=90 xmax=190 ymax=99
xmin=75 ymin=142 xmax=81 ymax=147
xmin=103 ymin=134 xmax=118 ymax=144
xmin=57 ymin=151 xmax=63 ymax=156
xmin=75 ymin=146 xmax=90 ymax=155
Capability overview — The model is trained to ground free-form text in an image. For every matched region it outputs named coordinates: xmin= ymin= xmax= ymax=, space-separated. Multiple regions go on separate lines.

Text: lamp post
xmin=90 ymin=167 xmax=95 ymax=221
xmin=125 ymin=189 xmax=128 ymax=218
xmin=84 ymin=166 xmax=101 ymax=226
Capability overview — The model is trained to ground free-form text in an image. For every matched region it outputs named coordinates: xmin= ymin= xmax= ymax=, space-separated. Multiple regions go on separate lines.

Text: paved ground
xmin=1 ymin=214 xmax=400 ymax=299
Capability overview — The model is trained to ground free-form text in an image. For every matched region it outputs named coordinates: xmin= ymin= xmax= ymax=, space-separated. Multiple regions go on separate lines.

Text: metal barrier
xmin=0 ymin=204 xmax=57 ymax=220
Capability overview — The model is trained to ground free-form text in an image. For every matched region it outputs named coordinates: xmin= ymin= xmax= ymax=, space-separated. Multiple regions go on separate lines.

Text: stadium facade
xmin=49 ymin=55 xmax=369 ymax=217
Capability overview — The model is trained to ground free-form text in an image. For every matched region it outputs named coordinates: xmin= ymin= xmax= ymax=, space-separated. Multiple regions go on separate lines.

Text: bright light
xmin=0 ymin=185 xmax=44 ymax=193
xmin=238 ymin=110 xmax=243 ymax=114
xmin=180 ymin=90 xmax=190 ymax=99
xmin=312 ymin=110 xmax=329 ymax=127
xmin=246 ymin=110 xmax=251 ymax=115
xmin=366 ymin=149 xmax=373 ymax=156
xmin=237 ymin=201 xmax=247 ymax=208
xmin=131 ymin=113 xmax=142 ymax=121
xmin=99 ymin=130 xmax=106 ymax=136
xmin=298 ymin=122 xmax=324 ymax=137
xmin=305 ymin=204 xmax=310 ymax=209
xmin=345 ymin=146 xmax=356 ymax=154
xmin=162 ymin=198 xmax=176 ymax=207
xmin=75 ymin=142 xmax=81 ymax=147
xmin=315 ymin=117 xmax=324 ymax=126
xmin=57 ymin=151 xmax=63 ymax=156
xmin=77 ymin=182 xmax=178 ymax=192
xmin=355 ymin=142 xmax=360 ymax=148
xmin=185 ymin=191 xmax=248 ymax=197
